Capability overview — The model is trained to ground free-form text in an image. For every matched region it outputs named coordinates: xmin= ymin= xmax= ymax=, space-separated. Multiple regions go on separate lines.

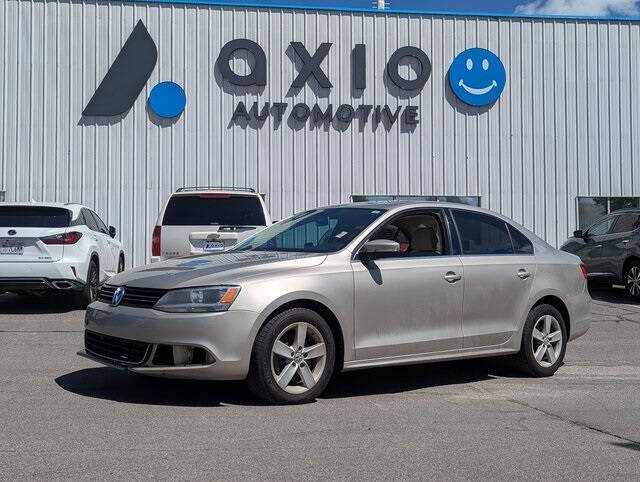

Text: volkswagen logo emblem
xmin=8 ymin=230 xmax=16 ymax=236
xmin=111 ymin=287 xmax=126 ymax=307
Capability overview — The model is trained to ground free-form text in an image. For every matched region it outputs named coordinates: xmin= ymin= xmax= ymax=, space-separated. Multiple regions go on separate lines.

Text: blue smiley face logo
xmin=449 ymin=48 xmax=506 ymax=107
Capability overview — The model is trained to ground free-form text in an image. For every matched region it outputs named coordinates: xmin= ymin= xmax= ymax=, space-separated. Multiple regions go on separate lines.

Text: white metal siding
xmin=1 ymin=1 xmax=639 ymax=266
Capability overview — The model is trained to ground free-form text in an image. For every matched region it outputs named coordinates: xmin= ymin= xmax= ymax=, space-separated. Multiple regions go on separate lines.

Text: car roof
xmin=316 ymin=200 xmax=552 ymax=249
xmin=171 ymin=187 xmax=260 ymax=197
xmin=171 ymin=190 xmax=261 ymax=197
xmin=608 ymin=208 xmax=640 ymax=214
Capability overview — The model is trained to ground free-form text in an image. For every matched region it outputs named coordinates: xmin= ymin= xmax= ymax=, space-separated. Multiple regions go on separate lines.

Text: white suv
xmin=151 ymin=187 xmax=271 ymax=262
xmin=0 ymin=203 xmax=125 ymax=306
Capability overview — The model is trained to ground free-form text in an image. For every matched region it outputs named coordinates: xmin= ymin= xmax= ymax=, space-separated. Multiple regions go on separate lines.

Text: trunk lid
xmin=0 ymin=206 xmax=72 ymax=263
xmin=0 ymin=227 xmax=66 ymax=262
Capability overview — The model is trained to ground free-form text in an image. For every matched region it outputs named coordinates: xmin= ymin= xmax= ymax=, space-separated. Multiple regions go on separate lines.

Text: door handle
xmin=517 ymin=269 xmax=531 ymax=280
xmin=444 ymin=272 xmax=462 ymax=283
xmin=622 ymin=240 xmax=630 ymax=244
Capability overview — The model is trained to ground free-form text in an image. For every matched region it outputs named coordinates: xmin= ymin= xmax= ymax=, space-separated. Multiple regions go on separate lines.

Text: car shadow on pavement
xmin=54 ymin=368 xmax=255 ymax=407
xmin=323 ymin=358 xmax=522 ymax=399
xmin=55 ymin=357 xmax=524 ymax=407
xmin=0 ymin=293 xmax=79 ymax=314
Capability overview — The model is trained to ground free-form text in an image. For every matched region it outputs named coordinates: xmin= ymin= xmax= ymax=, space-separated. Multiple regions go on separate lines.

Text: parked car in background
xmin=151 ymin=187 xmax=271 ymax=262
xmin=561 ymin=208 xmax=640 ymax=299
xmin=81 ymin=202 xmax=590 ymax=404
xmin=0 ymin=203 xmax=124 ymax=307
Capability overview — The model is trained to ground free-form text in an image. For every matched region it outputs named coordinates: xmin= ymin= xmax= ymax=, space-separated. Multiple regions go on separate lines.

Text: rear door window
xmin=90 ymin=211 xmax=109 ymax=235
xmin=0 ymin=206 xmax=71 ymax=227
xmin=508 ymin=225 xmax=534 ymax=255
xmin=82 ymin=209 xmax=99 ymax=231
xmin=452 ymin=210 xmax=514 ymax=255
xmin=162 ymin=195 xmax=266 ymax=226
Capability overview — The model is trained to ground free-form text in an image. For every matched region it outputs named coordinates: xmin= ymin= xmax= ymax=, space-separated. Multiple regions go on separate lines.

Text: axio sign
xmin=83 ymin=21 xmax=507 ymax=128
xmin=219 ymin=40 xmax=429 ymax=128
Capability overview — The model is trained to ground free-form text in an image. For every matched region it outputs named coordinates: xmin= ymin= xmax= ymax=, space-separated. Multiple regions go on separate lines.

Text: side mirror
xmin=573 ymin=230 xmax=584 ymax=239
xmin=362 ymin=239 xmax=400 ymax=255
xmin=108 ymin=226 xmax=117 ymax=238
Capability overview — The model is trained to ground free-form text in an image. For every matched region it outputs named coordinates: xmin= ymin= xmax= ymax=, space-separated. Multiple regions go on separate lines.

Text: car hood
xmin=560 ymin=237 xmax=583 ymax=252
xmin=107 ymin=251 xmax=327 ymax=290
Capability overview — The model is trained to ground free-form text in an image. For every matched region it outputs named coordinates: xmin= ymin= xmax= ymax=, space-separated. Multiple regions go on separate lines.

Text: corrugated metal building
xmin=1 ymin=0 xmax=640 ymax=266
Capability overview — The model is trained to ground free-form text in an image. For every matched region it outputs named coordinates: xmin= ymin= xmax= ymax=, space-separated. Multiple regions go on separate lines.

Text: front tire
xmin=247 ymin=308 xmax=335 ymax=404
xmin=75 ymin=260 xmax=99 ymax=309
xmin=624 ymin=261 xmax=640 ymax=300
xmin=517 ymin=304 xmax=567 ymax=377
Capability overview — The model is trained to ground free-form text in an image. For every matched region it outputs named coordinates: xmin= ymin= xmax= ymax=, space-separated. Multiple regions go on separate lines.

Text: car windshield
xmin=234 ymin=207 xmax=386 ymax=253
xmin=0 ymin=206 xmax=71 ymax=227
xmin=162 ymin=195 xmax=266 ymax=226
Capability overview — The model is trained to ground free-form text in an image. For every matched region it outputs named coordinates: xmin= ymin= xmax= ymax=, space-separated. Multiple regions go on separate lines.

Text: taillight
xmin=152 ymin=225 xmax=161 ymax=257
xmin=41 ymin=231 xmax=83 ymax=245
xmin=580 ymin=263 xmax=588 ymax=280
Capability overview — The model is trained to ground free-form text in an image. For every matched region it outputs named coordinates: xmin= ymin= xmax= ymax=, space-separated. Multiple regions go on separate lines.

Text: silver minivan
xmin=82 ymin=202 xmax=591 ymax=404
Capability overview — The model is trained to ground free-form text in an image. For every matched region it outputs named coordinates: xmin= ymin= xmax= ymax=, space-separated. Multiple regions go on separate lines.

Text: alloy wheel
xmin=270 ymin=322 xmax=327 ymax=394
xmin=627 ymin=266 xmax=640 ymax=297
xmin=531 ymin=315 xmax=563 ymax=368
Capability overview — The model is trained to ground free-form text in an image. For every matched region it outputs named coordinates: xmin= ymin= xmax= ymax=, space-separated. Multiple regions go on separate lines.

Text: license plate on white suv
xmin=203 ymin=241 xmax=224 ymax=252
xmin=0 ymin=245 xmax=23 ymax=255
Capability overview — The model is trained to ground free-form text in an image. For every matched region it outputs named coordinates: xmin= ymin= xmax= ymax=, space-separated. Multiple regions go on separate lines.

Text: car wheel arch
xmin=253 ymin=298 xmax=345 ymax=375
xmin=89 ymin=252 xmax=100 ymax=278
xmin=530 ymin=295 xmax=571 ymax=340
xmin=622 ymin=256 xmax=640 ymax=281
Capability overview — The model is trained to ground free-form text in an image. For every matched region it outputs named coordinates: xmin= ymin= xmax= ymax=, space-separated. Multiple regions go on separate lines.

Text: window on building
xmin=578 ymin=197 xmax=640 ymax=231
xmin=352 ymin=195 xmax=480 ymax=207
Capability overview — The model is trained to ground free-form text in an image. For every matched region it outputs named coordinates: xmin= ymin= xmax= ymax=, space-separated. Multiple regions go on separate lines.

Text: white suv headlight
xmin=154 ymin=286 xmax=240 ymax=313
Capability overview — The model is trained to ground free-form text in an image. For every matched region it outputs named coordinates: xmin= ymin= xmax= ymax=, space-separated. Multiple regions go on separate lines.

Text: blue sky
xmin=222 ymin=0 xmax=640 ymax=18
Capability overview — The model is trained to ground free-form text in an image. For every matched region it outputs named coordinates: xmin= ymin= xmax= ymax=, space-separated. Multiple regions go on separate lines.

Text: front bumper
xmin=82 ymin=301 xmax=261 ymax=380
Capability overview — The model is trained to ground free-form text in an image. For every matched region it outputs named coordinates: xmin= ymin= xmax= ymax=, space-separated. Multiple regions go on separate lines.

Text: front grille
xmin=97 ymin=284 xmax=167 ymax=308
xmin=85 ymin=330 xmax=150 ymax=365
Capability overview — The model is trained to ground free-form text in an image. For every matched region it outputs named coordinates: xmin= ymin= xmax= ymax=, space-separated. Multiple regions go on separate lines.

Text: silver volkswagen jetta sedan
xmin=80 ymin=202 xmax=591 ymax=404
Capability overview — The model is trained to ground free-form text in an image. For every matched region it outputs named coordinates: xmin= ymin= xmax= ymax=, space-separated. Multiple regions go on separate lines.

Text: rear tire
xmin=247 ymin=308 xmax=335 ymax=404
xmin=517 ymin=304 xmax=567 ymax=377
xmin=75 ymin=260 xmax=99 ymax=309
xmin=624 ymin=261 xmax=640 ymax=300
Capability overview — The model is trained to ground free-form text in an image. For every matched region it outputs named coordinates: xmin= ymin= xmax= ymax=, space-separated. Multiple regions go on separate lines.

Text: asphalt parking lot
xmin=1 ymin=290 xmax=639 ymax=480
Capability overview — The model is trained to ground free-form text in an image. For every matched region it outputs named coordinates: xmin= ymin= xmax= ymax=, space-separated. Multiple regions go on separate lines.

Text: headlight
xmin=154 ymin=286 xmax=240 ymax=313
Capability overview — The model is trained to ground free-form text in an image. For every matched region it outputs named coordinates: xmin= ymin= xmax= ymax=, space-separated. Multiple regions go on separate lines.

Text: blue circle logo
xmin=449 ymin=48 xmax=506 ymax=107
xmin=148 ymin=81 xmax=186 ymax=118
